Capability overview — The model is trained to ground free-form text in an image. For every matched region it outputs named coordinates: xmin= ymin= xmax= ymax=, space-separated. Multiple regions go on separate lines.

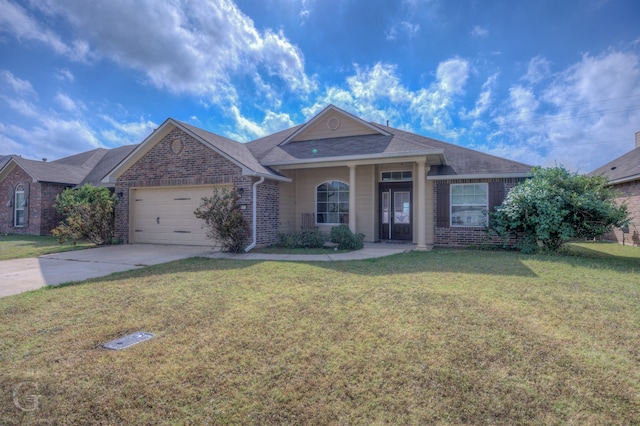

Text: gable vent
xmin=327 ymin=117 xmax=340 ymax=131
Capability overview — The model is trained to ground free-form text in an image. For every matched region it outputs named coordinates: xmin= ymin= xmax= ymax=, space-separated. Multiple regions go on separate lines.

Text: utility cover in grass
xmin=104 ymin=331 xmax=154 ymax=350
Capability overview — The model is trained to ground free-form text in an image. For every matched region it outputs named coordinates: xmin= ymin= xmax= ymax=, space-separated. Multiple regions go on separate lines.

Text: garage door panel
xmin=131 ymin=186 xmax=225 ymax=246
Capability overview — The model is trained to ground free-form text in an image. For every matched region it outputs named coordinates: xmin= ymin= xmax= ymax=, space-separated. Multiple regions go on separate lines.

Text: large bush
xmin=52 ymin=184 xmax=115 ymax=245
xmin=490 ymin=166 xmax=629 ymax=253
xmin=330 ymin=225 xmax=364 ymax=251
xmin=194 ymin=188 xmax=249 ymax=253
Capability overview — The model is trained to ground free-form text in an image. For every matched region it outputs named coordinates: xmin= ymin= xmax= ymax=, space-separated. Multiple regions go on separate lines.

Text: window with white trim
xmin=381 ymin=171 xmax=412 ymax=181
xmin=316 ymin=180 xmax=349 ymax=224
xmin=14 ymin=184 xmax=25 ymax=227
xmin=450 ymin=183 xmax=488 ymax=227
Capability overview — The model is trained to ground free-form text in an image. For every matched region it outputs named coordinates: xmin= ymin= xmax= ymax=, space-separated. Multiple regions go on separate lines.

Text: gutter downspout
xmin=244 ymin=176 xmax=265 ymax=252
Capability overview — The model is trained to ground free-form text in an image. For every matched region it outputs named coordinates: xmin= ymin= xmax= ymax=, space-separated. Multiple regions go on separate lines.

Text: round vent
xmin=327 ymin=117 xmax=340 ymax=131
xmin=170 ymin=138 xmax=183 ymax=154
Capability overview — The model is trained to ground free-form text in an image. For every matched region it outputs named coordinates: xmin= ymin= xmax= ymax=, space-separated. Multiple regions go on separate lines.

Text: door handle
xmin=156 ymin=217 xmax=160 ymax=224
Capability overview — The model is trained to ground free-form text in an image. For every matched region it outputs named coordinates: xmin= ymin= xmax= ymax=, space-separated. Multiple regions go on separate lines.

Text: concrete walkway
xmin=0 ymin=243 xmax=411 ymax=298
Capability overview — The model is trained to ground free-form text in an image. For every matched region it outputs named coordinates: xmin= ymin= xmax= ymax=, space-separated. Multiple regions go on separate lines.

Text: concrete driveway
xmin=0 ymin=244 xmax=214 ymax=298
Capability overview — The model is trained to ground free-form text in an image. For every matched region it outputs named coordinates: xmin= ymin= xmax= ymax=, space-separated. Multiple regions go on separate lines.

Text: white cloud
xmin=489 ymin=50 xmax=640 ymax=171
xmin=470 ymin=25 xmax=488 ymax=38
xmin=226 ymin=106 xmax=296 ymax=141
xmin=461 ymin=73 xmax=498 ymax=120
xmin=386 ymin=21 xmax=420 ymax=40
xmin=55 ymin=68 xmax=75 ymax=82
xmin=28 ymin=0 xmax=314 ymax=102
xmin=54 ymin=92 xmax=78 ymax=112
xmin=100 ymin=116 xmax=158 ymax=146
xmin=0 ymin=0 xmax=90 ymax=61
xmin=521 ymin=56 xmax=551 ymax=84
xmin=0 ymin=70 xmax=36 ymax=96
xmin=2 ymin=95 xmax=40 ymax=117
xmin=3 ymin=118 xmax=102 ymax=160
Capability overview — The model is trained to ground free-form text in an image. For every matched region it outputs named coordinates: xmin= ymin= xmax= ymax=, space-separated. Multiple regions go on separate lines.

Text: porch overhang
xmin=264 ymin=150 xmax=447 ymax=170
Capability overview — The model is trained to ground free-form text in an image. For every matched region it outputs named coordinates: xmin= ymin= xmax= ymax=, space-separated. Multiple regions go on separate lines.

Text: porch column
xmin=348 ymin=163 xmax=356 ymax=233
xmin=416 ymin=159 xmax=429 ymax=251
xmin=426 ymin=178 xmax=434 ymax=248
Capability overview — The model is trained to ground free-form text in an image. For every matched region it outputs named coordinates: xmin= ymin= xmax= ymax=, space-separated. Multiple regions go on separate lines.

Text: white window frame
xmin=450 ymin=183 xmax=488 ymax=227
xmin=14 ymin=184 xmax=25 ymax=227
xmin=381 ymin=171 xmax=413 ymax=182
xmin=316 ymin=180 xmax=349 ymax=225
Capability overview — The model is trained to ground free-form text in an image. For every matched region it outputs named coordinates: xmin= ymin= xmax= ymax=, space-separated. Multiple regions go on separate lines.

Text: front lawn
xmin=0 ymin=235 xmax=94 ymax=261
xmin=1 ymin=243 xmax=639 ymax=424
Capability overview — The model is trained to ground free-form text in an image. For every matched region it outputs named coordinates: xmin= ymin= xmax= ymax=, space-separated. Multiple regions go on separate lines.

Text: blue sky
xmin=1 ymin=0 xmax=639 ymax=172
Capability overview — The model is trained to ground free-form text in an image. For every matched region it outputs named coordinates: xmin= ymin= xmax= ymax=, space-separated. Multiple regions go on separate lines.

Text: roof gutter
xmin=605 ymin=174 xmax=640 ymax=186
xmin=427 ymin=172 xmax=532 ymax=181
xmin=244 ymin=176 xmax=265 ymax=252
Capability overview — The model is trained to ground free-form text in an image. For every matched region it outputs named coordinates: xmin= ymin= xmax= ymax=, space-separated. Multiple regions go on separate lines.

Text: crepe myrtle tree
xmin=490 ymin=166 xmax=629 ymax=253
xmin=194 ymin=188 xmax=249 ymax=253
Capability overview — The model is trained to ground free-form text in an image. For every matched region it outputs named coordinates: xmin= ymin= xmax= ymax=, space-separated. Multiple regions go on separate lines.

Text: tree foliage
xmin=194 ymin=188 xmax=250 ymax=253
xmin=490 ymin=166 xmax=629 ymax=253
xmin=52 ymin=184 xmax=115 ymax=245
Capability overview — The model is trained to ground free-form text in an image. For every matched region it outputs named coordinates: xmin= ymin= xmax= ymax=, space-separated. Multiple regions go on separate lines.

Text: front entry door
xmin=380 ymin=183 xmax=412 ymax=240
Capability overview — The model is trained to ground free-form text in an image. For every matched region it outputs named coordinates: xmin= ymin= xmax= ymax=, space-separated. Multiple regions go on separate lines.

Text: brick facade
xmin=0 ymin=166 xmax=67 ymax=236
xmin=601 ymin=179 xmax=640 ymax=246
xmin=114 ymin=128 xmax=280 ymax=246
xmin=433 ymin=178 xmax=525 ymax=247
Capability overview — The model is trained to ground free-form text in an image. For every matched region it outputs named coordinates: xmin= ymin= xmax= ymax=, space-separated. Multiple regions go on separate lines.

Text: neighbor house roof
xmin=0 ymin=146 xmax=136 ymax=187
xmin=589 ymin=146 xmax=640 ymax=185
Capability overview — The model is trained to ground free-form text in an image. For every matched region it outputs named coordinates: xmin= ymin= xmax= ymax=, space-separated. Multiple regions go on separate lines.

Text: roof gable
xmin=281 ymin=105 xmax=390 ymax=145
xmin=104 ymin=119 xmax=289 ymax=183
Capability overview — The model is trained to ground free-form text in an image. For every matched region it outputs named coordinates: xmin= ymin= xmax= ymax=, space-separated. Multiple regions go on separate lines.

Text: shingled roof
xmin=247 ymin=118 xmax=531 ymax=178
xmin=0 ymin=146 xmax=136 ymax=187
xmin=589 ymin=146 xmax=640 ymax=185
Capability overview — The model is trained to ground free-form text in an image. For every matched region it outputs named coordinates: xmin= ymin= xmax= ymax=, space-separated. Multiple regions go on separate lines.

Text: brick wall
xmin=600 ymin=179 xmax=640 ymax=246
xmin=433 ymin=178 xmax=525 ymax=247
xmin=39 ymin=183 xmax=68 ymax=234
xmin=115 ymin=127 xmax=280 ymax=245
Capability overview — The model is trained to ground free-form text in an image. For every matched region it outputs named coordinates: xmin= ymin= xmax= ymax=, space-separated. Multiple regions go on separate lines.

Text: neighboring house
xmin=102 ymin=105 xmax=532 ymax=250
xmin=0 ymin=146 xmax=135 ymax=236
xmin=589 ymin=132 xmax=640 ymax=246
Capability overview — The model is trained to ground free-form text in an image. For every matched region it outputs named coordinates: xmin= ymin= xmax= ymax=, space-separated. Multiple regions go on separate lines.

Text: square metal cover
xmin=104 ymin=331 xmax=154 ymax=350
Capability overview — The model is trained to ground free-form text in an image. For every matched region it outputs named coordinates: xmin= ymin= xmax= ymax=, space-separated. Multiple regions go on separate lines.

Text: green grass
xmin=1 ymin=242 xmax=639 ymax=424
xmin=253 ymin=245 xmax=350 ymax=255
xmin=0 ymin=235 xmax=94 ymax=261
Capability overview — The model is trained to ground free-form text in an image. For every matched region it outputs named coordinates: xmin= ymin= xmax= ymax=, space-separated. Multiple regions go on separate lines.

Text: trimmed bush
xmin=277 ymin=230 xmax=325 ymax=249
xmin=330 ymin=225 xmax=364 ymax=250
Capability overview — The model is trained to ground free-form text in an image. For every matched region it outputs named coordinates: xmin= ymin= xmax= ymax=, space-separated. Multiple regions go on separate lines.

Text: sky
xmin=1 ymin=0 xmax=639 ymax=172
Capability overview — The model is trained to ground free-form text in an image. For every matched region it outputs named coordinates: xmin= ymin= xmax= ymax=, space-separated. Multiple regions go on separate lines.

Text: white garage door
xmin=131 ymin=186 xmax=227 ymax=246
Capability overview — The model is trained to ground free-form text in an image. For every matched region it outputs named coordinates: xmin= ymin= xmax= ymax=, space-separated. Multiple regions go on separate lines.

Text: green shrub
xmin=330 ymin=225 xmax=364 ymax=250
xmin=277 ymin=230 xmax=325 ymax=249
xmin=52 ymin=184 xmax=115 ymax=245
xmin=490 ymin=166 xmax=629 ymax=253
xmin=194 ymin=188 xmax=249 ymax=253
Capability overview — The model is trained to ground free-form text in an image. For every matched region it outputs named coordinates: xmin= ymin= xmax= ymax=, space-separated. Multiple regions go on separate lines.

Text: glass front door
xmin=380 ymin=184 xmax=412 ymax=240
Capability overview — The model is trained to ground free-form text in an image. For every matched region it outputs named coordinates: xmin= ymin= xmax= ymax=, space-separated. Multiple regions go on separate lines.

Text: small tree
xmin=52 ymin=184 xmax=115 ymax=245
xmin=194 ymin=188 xmax=250 ymax=253
xmin=490 ymin=166 xmax=629 ymax=253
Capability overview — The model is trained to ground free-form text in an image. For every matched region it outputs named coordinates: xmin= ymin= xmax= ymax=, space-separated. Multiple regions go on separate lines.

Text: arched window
xmin=316 ymin=180 xmax=349 ymax=224
xmin=14 ymin=184 xmax=25 ymax=226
